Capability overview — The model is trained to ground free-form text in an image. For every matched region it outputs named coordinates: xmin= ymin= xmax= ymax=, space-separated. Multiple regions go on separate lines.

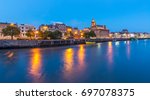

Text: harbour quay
xmin=0 ymin=38 xmax=146 ymax=49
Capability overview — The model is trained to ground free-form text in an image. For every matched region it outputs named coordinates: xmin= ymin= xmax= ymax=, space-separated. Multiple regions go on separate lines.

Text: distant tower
xmin=91 ymin=19 xmax=96 ymax=27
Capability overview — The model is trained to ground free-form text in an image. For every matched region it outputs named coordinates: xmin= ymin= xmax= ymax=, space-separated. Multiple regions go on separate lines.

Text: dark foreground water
xmin=0 ymin=40 xmax=150 ymax=83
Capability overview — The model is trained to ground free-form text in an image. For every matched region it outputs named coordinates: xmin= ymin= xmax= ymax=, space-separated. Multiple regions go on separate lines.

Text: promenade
xmin=0 ymin=38 xmax=148 ymax=49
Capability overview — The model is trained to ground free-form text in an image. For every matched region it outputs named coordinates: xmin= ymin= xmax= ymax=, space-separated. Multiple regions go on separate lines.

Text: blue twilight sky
xmin=0 ymin=0 xmax=150 ymax=32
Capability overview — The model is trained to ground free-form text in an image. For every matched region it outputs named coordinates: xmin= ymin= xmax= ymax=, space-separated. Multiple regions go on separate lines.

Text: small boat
xmin=86 ymin=41 xmax=96 ymax=45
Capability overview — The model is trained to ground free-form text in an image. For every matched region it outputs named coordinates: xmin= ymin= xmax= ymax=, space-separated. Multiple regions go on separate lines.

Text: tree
xmin=64 ymin=32 xmax=74 ymax=39
xmin=26 ymin=29 xmax=34 ymax=40
xmin=38 ymin=30 xmax=62 ymax=40
xmin=39 ymin=31 xmax=52 ymax=40
xmin=49 ymin=30 xmax=62 ymax=39
xmin=69 ymin=32 xmax=74 ymax=39
xmin=2 ymin=25 xmax=20 ymax=40
xmin=84 ymin=31 xmax=96 ymax=39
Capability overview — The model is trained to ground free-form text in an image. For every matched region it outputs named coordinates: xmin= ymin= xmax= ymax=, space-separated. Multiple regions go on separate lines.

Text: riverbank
xmin=0 ymin=38 xmax=148 ymax=49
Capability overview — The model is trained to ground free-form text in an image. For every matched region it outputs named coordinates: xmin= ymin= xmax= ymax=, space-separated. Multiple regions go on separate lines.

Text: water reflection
xmin=3 ymin=51 xmax=15 ymax=64
xmin=77 ymin=45 xmax=85 ymax=71
xmin=4 ymin=51 xmax=14 ymax=58
xmin=1 ymin=40 xmax=150 ymax=83
xmin=63 ymin=48 xmax=74 ymax=78
xmin=97 ymin=43 xmax=101 ymax=49
xmin=115 ymin=41 xmax=120 ymax=46
xmin=107 ymin=42 xmax=113 ymax=65
xmin=126 ymin=41 xmax=130 ymax=59
xmin=29 ymin=49 xmax=42 ymax=82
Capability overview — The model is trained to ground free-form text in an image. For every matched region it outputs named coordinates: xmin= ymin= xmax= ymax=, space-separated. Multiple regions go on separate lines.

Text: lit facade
xmin=83 ymin=28 xmax=90 ymax=33
xmin=65 ymin=26 xmax=81 ymax=39
xmin=53 ymin=23 xmax=66 ymax=33
xmin=0 ymin=22 xmax=18 ymax=39
xmin=72 ymin=28 xmax=80 ymax=39
xmin=90 ymin=19 xmax=110 ymax=38
xmin=66 ymin=26 xmax=72 ymax=33
xmin=0 ymin=23 xmax=9 ymax=39
xmin=39 ymin=23 xmax=66 ymax=33
xmin=39 ymin=25 xmax=49 ymax=32
xmin=64 ymin=26 xmax=73 ymax=39
xmin=18 ymin=24 xmax=36 ymax=39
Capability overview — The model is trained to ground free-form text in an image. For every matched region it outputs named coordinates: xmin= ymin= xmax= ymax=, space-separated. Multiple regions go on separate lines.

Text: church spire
xmin=91 ymin=19 xmax=96 ymax=27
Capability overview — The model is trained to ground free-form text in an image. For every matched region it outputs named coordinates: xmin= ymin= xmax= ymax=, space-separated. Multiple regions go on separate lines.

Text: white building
xmin=18 ymin=24 xmax=36 ymax=39
xmin=53 ymin=22 xmax=66 ymax=33
xmin=39 ymin=22 xmax=66 ymax=33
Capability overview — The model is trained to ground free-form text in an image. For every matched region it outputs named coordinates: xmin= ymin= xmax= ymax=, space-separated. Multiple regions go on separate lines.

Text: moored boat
xmin=86 ymin=41 xmax=96 ymax=45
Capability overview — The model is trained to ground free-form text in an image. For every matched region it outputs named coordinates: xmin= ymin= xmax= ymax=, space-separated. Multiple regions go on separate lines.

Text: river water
xmin=0 ymin=40 xmax=150 ymax=83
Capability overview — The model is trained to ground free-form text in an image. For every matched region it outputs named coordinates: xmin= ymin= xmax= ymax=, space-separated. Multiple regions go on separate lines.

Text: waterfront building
xmin=83 ymin=28 xmax=90 ymax=33
xmin=121 ymin=29 xmax=129 ymax=34
xmin=143 ymin=32 xmax=150 ymax=38
xmin=82 ymin=19 xmax=110 ymax=39
xmin=39 ymin=24 xmax=49 ymax=32
xmin=66 ymin=26 xmax=72 ymax=33
xmin=134 ymin=32 xmax=150 ymax=38
xmin=80 ymin=30 xmax=85 ymax=39
xmin=39 ymin=22 xmax=66 ymax=33
xmin=53 ymin=22 xmax=66 ymax=33
xmin=81 ymin=28 xmax=91 ymax=39
xmin=39 ymin=22 xmax=67 ymax=39
xmin=1 ymin=20 xmax=149 ymax=40
xmin=39 ymin=23 xmax=81 ymax=39
xmin=111 ymin=30 xmax=148 ymax=38
xmin=138 ymin=32 xmax=146 ymax=38
xmin=111 ymin=29 xmax=132 ymax=38
xmin=64 ymin=26 xmax=73 ymax=39
xmin=110 ymin=32 xmax=121 ymax=38
xmin=0 ymin=22 xmax=17 ymax=39
xmin=65 ymin=26 xmax=81 ymax=39
xmin=18 ymin=24 xmax=36 ymax=39
xmin=129 ymin=32 xmax=136 ymax=38
xmin=0 ymin=22 xmax=8 ymax=39
xmin=120 ymin=29 xmax=130 ymax=38
xmin=72 ymin=27 xmax=80 ymax=39
xmin=90 ymin=19 xmax=110 ymax=38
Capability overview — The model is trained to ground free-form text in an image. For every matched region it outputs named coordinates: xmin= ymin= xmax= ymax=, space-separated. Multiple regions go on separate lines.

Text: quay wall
xmin=0 ymin=39 xmax=85 ymax=49
xmin=0 ymin=38 xmax=147 ymax=49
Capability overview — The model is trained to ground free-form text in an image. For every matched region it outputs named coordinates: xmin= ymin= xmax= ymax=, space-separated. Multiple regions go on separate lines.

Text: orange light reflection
xmin=126 ymin=41 xmax=130 ymax=59
xmin=108 ymin=42 xmax=113 ymax=65
xmin=29 ymin=49 xmax=42 ymax=82
xmin=77 ymin=45 xmax=85 ymax=71
xmin=6 ymin=52 xmax=14 ymax=58
xmin=63 ymin=48 xmax=74 ymax=78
